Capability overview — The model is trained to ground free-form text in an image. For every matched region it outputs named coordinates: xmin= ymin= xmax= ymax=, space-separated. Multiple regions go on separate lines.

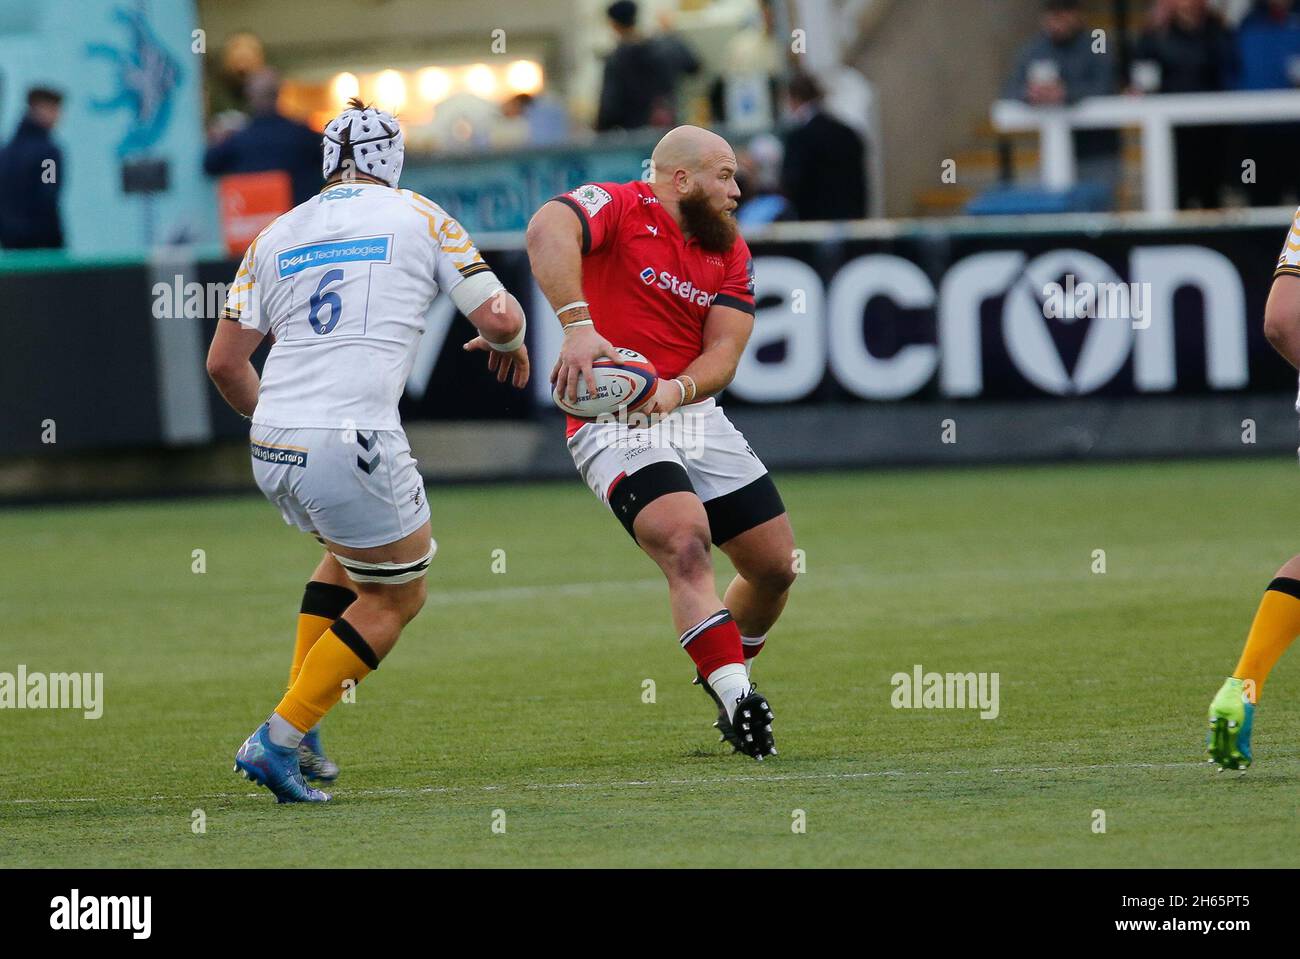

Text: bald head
xmin=648 ymin=125 xmax=742 ymax=251
xmin=652 ymin=125 xmax=736 ymax=184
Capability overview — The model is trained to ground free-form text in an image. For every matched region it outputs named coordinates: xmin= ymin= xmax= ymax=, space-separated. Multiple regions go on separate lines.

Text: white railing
xmin=992 ymin=89 xmax=1300 ymax=213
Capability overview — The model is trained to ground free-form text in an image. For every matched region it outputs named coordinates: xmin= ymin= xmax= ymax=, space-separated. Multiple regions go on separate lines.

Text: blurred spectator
xmin=209 ymin=31 xmax=267 ymax=116
xmin=595 ymin=1 xmax=675 ymax=131
xmin=649 ymin=10 xmax=702 ymax=123
xmin=203 ymin=69 xmax=322 ymax=205
xmin=0 ymin=87 xmax=65 ymax=250
xmin=1236 ymin=0 xmax=1300 ymax=88
xmin=779 ymin=74 xmax=868 ymax=221
xmin=712 ymin=0 xmax=782 ymax=130
xmin=430 ymin=91 xmax=499 ymax=152
xmin=1132 ymin=0 xmax=1237 ymax=207
xmin=501 ymin=93 xmax=571 ymax=148
xmin=1236 ymin=0 xmax=1300 ymax=203
xmin=1003 ymin=0 xmax=1120 ymax=197
xmin=735 ymin=133 xmax=792 ymax=227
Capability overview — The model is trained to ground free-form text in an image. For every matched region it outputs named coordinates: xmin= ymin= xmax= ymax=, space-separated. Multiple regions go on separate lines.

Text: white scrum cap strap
xmin=322 ymin=102 xmax=405 ymax=187
xmin=333 ymin=542 xmax=435 ymax=585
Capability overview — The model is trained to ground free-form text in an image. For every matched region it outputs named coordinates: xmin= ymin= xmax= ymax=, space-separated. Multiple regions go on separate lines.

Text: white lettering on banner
xmin=939 ymin=251 xmax=1026 ymax=397
xmin=728 ymin=257 xmax=826 ymax=403
xmin=732 ymin=246 xmax=1249 ymax=402
xmin=1003 ymin=249 xmax=1132 ymax=395
xmin=1130 ymin=246 xmax=1248 ymax=391
xmin=828 ymin=255 xmax=938 ymax=400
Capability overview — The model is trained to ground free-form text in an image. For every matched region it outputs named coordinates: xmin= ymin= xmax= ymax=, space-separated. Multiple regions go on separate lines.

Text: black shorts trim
xmin=609 ymin=460 xmax=696 ymax=539
xmin=551 ymin=196 xmax=592 ymax=255
xmin=704 ymin=474 xmax=786 ymax=547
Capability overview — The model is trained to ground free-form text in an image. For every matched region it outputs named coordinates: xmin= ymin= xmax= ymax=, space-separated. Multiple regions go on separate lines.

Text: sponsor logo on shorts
xmin=275 ymin=236 xmax=392 ymax=278
xmin=251 ymin=442 xmax=308 ymax=467
xmin=592 ymin=407 xmax=709 ymax=461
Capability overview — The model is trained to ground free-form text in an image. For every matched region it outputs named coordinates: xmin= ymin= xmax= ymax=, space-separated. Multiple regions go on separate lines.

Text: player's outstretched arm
xmin=525 ymin=201 xmax=617 ymax=402
xmin=206 ymin=319 xmax=266 ymax=417
xmin=1264 ymin=274 xmax=1300 ymax=371
xmin=643 ymin=304 xmax=754 ymax=416
xmin=462 ymin=290 xmax=530 ymax=389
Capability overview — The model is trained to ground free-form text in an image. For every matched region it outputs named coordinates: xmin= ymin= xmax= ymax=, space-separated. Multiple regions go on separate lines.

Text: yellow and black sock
xmin=275 ymin=619 xmax=380 ymax=733
xmin=1233 ymin=577 xmax=1300 ymax=703
xmin=289 ymin=581 xmax=357 ymax=689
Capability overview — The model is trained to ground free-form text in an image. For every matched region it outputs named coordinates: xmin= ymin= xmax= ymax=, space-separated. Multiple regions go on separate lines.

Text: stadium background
xmin=4 ymin=0 xmax=1300 ymax=869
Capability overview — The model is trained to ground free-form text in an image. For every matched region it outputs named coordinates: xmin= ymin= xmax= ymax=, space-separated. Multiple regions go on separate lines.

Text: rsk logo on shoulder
xmin=321 ymin=187 xmax=363 ymax=201
xmin=639 ymin=268 xmax=717 ymax=307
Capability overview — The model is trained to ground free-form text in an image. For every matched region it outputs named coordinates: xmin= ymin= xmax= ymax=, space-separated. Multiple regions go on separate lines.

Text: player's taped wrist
xmin=675 ymin=375 xmax=697 ymax=404
xmin=672 ymin=377 xmax=687 ymax=408
xmin=488 ymin=315 xmax=526 ymax=352
xmin=562 ymin=318 xmax=594 ymax=333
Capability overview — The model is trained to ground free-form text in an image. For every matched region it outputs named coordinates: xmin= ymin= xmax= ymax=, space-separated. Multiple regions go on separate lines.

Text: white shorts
xmin=568 ymin=398 xmax=780 ymax=542
xmin=249 ymin=426 xmax=431 ymax=549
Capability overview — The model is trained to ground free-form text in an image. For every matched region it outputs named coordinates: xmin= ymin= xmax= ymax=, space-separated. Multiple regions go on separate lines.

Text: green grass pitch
xmin=2 ymin=457 xmax=1298 ymax=867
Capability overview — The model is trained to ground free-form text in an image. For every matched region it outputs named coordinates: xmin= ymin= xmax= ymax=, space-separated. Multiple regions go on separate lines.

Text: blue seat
xmin=965 ymin=182 xmax=1111 ymax=215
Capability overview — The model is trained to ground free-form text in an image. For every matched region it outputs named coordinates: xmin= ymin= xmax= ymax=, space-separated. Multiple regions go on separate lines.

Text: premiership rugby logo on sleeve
xmin=568 ymin=184 xmax=613 ymax=217
xmin=251 ymin=441 xmax=308 ymax=467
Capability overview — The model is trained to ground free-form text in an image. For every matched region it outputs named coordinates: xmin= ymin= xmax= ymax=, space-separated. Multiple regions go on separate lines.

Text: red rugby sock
xmin=680 ymin=610 xmax=744 ymax=676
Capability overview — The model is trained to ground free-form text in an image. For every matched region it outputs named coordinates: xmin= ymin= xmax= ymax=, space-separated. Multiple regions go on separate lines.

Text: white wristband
xmin=562 ymin=318 xmax=594 ymax=332
xmin=673 ymin=378 xmax=687 ymax=406
xmin=556 ymin=300 xmax=588 ymax=315
xmin=488 ymin=315 xmax=526 ymax=352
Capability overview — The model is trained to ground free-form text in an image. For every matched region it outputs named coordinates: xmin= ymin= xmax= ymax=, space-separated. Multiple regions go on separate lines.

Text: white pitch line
xmin=0 ymin=760 xmax=1214 ymax=807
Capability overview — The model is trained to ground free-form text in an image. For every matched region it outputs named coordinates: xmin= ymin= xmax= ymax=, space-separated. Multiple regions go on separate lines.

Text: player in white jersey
xmin=207 ymin=98 xmax=529 ymax=803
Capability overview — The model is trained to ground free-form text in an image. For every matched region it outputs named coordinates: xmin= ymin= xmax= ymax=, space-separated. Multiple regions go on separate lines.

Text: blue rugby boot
xmin=234 ymin=721 xmax=332 ymax=803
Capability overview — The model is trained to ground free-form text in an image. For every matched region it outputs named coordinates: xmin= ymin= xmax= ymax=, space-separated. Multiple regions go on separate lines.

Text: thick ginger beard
xmin=679 ymin=182 xmax=738 ymax=253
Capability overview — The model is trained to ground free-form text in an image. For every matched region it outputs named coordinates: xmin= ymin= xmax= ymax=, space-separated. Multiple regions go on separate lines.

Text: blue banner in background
xmin=0 ymin=0 xmax=212 ymax=254
xmin=400 ymin=144 xmax=651 ymax=233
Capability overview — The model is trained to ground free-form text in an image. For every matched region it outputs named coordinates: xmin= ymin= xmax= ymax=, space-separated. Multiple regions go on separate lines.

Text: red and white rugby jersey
xmin=551 ymin=180 xmax=756 ymax=436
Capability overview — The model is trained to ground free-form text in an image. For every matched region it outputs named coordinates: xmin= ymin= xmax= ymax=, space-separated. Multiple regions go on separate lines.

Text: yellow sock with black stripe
xmin=1233 ymin=577 xmax=1300 ymax=703
xmin=275 ymin=619 xmax=379 ymax=733
xmin=289 ymin=582 xmax=357 ymax=689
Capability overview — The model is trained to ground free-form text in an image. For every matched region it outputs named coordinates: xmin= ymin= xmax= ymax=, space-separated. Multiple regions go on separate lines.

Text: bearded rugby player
xmin=526 ymin=125 xmax=797 ymax=759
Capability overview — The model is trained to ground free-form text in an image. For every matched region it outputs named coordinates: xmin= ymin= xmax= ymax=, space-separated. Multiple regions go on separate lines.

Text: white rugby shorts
xmin=568 ymin=397 xmax=771 ymax=513
xmin=249 ymin=426 xmax=430 ymax=549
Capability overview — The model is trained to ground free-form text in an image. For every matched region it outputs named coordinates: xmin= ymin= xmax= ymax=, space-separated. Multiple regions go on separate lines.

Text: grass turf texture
xmin=2 ymin=457 xmax=1298 ymax=868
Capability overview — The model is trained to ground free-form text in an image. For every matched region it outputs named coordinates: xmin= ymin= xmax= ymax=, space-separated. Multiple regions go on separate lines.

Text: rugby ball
xmin=553 ymin=348 xmax=658 ymax=419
